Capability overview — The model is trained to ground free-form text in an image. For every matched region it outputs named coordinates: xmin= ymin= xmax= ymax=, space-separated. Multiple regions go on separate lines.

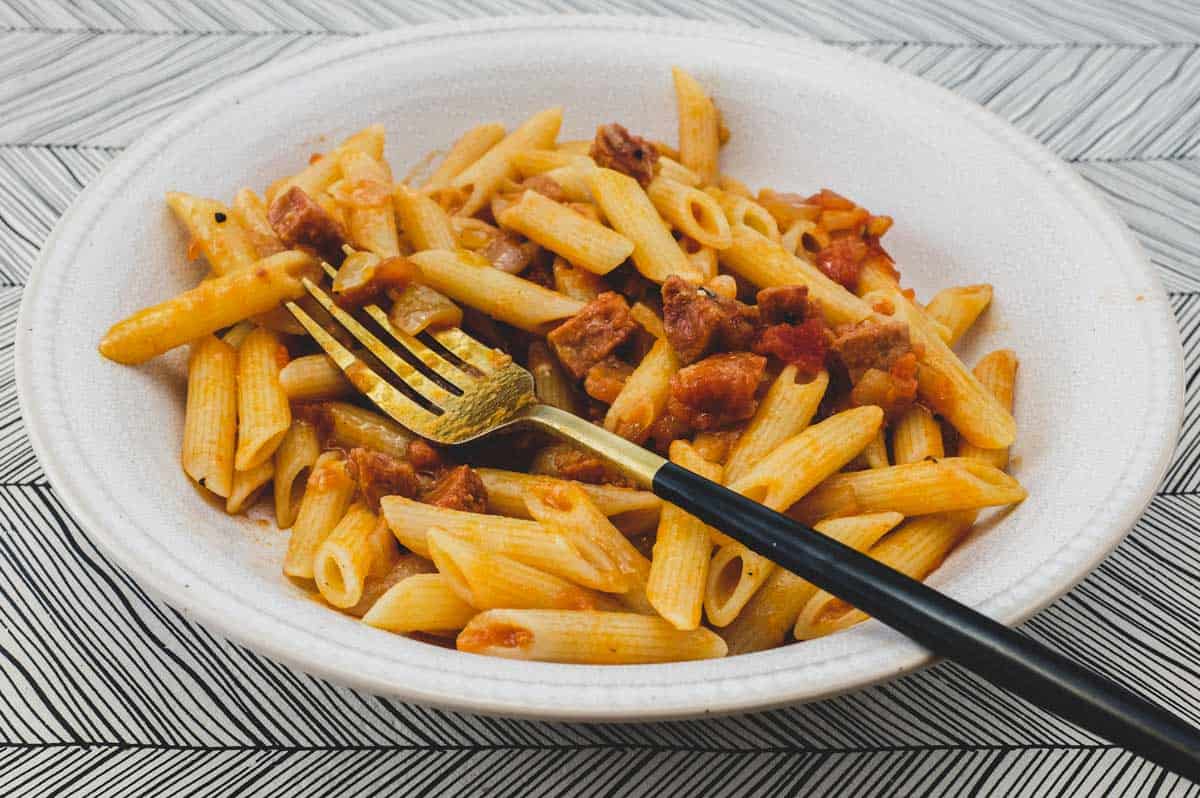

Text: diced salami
xmin=668 ymin=352 xmax=766 ymax=431
xmin=661 ymin=275 xmax=759 ymax=364
xmin=756 ymin=285 xmax=814 ymax=325
xmin=547 ymin=292 xmax=638 ymax=379
xmin=420 ymin=465 xmax=488 ymax=513
xmin=754 ymin=319 xmax=829 ymax=377
xmin=268 ymin=186 xmax=348 ymax=262
xmin=346 ymin=447 xmax=418 ymax=510
xmin=584 ymin=357 xmax=633 ymax=404
xmin=830 ymin=320 xmax=911 ymax=380
xmin=830 ymin=320 xmax=918 ymax=417
xmin=590 ymin=123 xmax=659 ymax=186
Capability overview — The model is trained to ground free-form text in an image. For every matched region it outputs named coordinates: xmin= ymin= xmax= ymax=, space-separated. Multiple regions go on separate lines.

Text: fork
xmin=287 ymin=269 xmax=1200 ymax=781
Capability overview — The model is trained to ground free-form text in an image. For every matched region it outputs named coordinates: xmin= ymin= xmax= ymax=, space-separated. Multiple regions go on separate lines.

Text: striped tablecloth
xmin=3 ymin=2 xmax=1199 ymax=795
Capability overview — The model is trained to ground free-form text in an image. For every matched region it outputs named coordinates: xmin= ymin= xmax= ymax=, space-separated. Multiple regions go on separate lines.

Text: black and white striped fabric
xmin=3 ymin=2 xmax=1200 ymax=795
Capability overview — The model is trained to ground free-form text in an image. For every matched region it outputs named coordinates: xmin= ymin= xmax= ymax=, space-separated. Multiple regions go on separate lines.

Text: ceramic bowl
xmin=16 ymin=16 xmax=1182 ymax=720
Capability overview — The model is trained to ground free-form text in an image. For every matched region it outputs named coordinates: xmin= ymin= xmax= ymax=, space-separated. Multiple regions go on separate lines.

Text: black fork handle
xmin=653 ymin=463 xmax=1200 ymax=783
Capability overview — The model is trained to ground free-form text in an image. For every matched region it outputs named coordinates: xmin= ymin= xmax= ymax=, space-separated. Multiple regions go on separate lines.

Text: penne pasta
xmin=756 ymin=189 xmax=821 ymax=228
xmin=604 ymin=337 xmax=679 ymax=444
xmin=314 ymin=502 xmax=379 ymax=608
xmin=793 ymin=510 xmax=977 ymax=640
xmin=866 ymin=287 xmax=1016 ymax=448
xmin=794 ymin=345 xmax=1019 ymax=640
xmin=231 ymin=188 xmax=286 ymax=258
xmin=347 ymin=552 xmax=436 ymax=619
xmin=383 ymin=488 xmax=627 ymax=582
xmin=99 ymin=250 xmax=319 ymax=365
xmin=382 ymin=495 xmax=540 ymax=553
xmin=689 ymin=245 xmax=719 ymax=280
xmin=435 ymin=519 xmax=621 ymax=592
xmin=273 ymin=420 xmax=321 ymax=528
xmin=854 ymin=262 xmax=954 ymax=345
xmin=527 ymin=340 xmax=581 ymax=413
xmin=522 ymin=484 xmax=646 ymax=576
xmin=450 ymin=107 xmax=563 ymax=216
xmin=959 ymin=349 xmax=1019 ymax=469
xmin=925 ymin=284 xmax=993 ymax=346
xmin=542 ymin=161 xmax=597 ymax=202
xmin=525 ymin=483 xmax=652 ymax=613
xmin=647 ymin=441 xmax=721 ymax=629
xmin=181 ymin=336 xmax=238 ymax=498
xmin=690 ymin=430 xmax=738 ymax=464
xmin=166 ymin=191 xmax=258 ymax=275
xmin=424 ymin=122 xmax=506 ymax=190
xmin=279 ymin=353 xmax=354 ymax=401
xmin=105 ymin=69 xmax=1031 ymax=665
xmin=393 ymin=184 xmax=458 ymax=251
xmin=427 ymin=529 xmax=611 ymax=611
xmin=476 ymin=468 xmax=661 ymax=524
xmin=337 ymin=150 xmax=400 ymax=257
xmin=892 ymin=404 xmax=944 ymax=465
xmin=226 ymin=459 xmax=273 ymax=514
xmin=234 ymin=326 xmax=292 ymax=471
xmin=269 ymin=124 xmax=384 ymax=203
xmin=555 ymin=139 xmax=592 ymax=156
xmin=646 ymin=176 xmax=732 ymax=249
xmin=707 ymin=406 xmax=885 ymax=626
xmin=790 ymin=456 xmax=1027 ymax=523
xmin=727 ymin=405 xmax=884 ymax=510
xmin=655 ymin=155 xmax=702 ymax=187
xmin=409 ymin=249 xmax=583 ymax=333
xmin=588 ymin=167 xmax=701 ymax=283
xmin=711 ymin=188 xmax=780 ymax=242
xmin=717 ymin=174 xmax=751 ymax=197
xmin=854 ymin=258 xmax=902 ymax=296
xmin=458 ymin=609 xmax=727 ymax=663
xmin=722 ymin=512 xmax=903 ymax=654
xmin=779 ymin=218 xmax=818 ymax=259
xmin=318 ymin=401 xmax=413 ymax=460
xmin=365 ymin=515 xmax=401 ymax=579
xmin=723 ymin=367 xmax=828 ymax=484
xmin=283 ymin=452 xmax=356 ymax=580
xmin=510 ymin=148 xmax=583 ymax=176
xmin=719 ymin=225 xmax=873 ymax=326
xmin=861 ymin=430 xmax=890 ymax=469
xmin=671 ymin=67 xmax=720 ymax=184
xmin=497 ymin=189 xmax=633 ymax=275
xmin=363 ymin=573 xmax=477 ymax=634
xmin=629 ymin=301 xmax=667 ymax=339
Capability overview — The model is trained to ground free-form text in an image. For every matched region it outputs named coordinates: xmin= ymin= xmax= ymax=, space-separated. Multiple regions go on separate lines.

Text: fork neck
xmin=518 ymin=404 xmax=666 ymax=488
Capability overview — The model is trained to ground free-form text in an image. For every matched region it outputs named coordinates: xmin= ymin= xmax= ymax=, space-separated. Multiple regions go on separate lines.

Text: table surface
xmin=4 ymin=1 xmax=1200 ymax=795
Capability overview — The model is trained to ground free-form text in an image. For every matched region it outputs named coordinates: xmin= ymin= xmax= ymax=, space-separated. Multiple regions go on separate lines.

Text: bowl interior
xmin=21 ymin=18 xmax=1178 ymax=718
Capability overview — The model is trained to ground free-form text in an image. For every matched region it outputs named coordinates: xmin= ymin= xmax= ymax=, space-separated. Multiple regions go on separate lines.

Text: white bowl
xmin=16 ymin=16 xmax=1182 ymax=720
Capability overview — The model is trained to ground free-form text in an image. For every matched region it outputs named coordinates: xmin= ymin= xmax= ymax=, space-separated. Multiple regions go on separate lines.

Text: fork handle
xmin=652 ymin=463 xmax=1200 ymax=781
xmin=521 ymin=406 xmax=1200 ymax=780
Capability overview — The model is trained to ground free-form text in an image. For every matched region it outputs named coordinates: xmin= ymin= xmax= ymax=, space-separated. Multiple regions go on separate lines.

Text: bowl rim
xmin=16 ymin=14 xmax=1184 ymax=720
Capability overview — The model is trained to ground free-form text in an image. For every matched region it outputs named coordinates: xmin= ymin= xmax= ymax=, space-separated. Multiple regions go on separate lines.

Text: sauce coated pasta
xmin=99 ymin=68 xmax=1023 ymax=663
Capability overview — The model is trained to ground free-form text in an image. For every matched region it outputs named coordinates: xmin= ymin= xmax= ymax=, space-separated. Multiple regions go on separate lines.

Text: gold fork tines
xmin=429 ymin=327 xmax=509 ymax=374
xmin=285 ymin=275 xmax=539 ymax=445
xmin=299 ymin=277 xmax=459 ymax=405
xmin=286 ymin=297 xmax=444 ymax=433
